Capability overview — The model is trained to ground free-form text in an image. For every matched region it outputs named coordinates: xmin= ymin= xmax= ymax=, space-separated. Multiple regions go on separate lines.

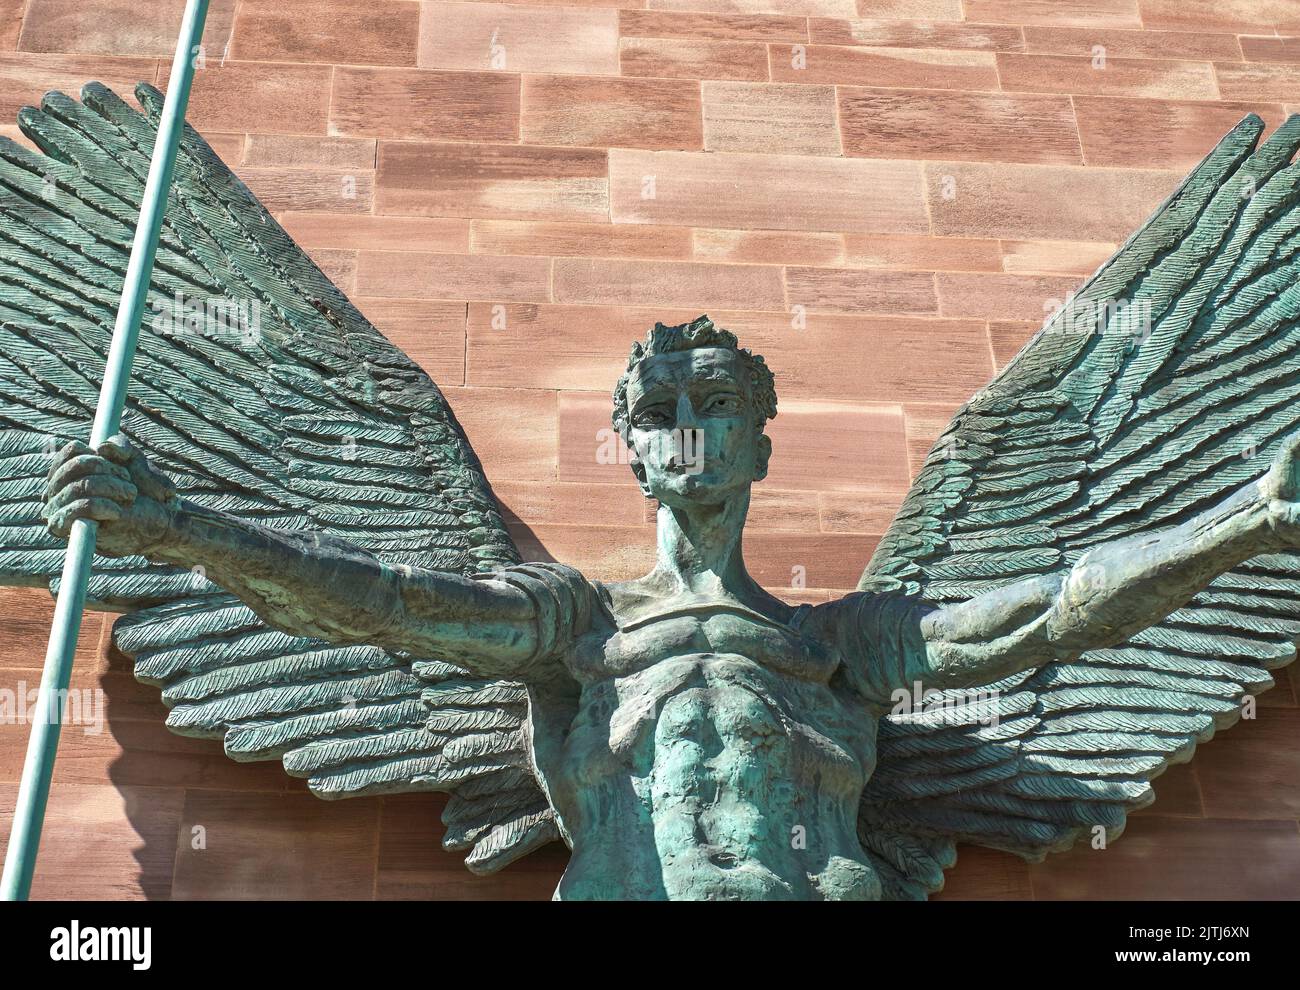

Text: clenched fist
xmin=42 ymin=434 xmax=179 ymax=558
xmin=1260 ymin=432 xmax=1300 ymax=547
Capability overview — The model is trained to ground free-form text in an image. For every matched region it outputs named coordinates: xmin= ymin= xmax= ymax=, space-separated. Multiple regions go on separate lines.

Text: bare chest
xmin=567 ymin=605 xmax=839 ymax=684
xmin=540 ymin=605 xmax=873 ymax=802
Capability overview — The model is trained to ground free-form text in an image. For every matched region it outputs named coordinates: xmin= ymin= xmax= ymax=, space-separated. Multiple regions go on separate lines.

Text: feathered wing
xmin=0 ymin=82 xmax=561 ymax=874
xmin=855 ymin=113 xmax=1300 ymax=899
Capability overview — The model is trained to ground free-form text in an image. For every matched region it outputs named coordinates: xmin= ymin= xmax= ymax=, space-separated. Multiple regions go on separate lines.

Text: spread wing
xmin=0 ymin=82 xmax=560 ymax=874
xmin=855 ymin=113 xmax=1300 ymax=899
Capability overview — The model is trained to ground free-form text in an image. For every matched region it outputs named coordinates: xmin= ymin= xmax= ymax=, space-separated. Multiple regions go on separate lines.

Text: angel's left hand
xmin=1260 ymin=433 xmax=1300 ymax=545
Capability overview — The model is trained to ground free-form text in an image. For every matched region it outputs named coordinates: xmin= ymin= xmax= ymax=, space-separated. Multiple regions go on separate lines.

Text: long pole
xmin=0 ymin=0 xmax=211 ymax=901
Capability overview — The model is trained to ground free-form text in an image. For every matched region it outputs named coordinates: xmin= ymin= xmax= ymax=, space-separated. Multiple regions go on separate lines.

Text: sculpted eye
xmin=706 ymin=394 xmax=742 ymax=413
xmin=636 ymin=407 xmax=671 ymax=428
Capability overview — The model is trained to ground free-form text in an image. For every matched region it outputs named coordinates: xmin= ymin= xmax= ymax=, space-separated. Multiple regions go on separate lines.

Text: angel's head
xmin=612 ymin=316 xmax=777 ymax=507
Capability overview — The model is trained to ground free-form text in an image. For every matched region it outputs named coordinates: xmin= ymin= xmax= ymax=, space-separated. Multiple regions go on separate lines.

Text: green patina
xmin=2 ymin=83 xmax=1300 ymax=898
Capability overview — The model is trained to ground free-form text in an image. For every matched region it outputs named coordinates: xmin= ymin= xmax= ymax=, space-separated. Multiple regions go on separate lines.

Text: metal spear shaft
xmin=0 ymin=0 xmax=211 ymax=901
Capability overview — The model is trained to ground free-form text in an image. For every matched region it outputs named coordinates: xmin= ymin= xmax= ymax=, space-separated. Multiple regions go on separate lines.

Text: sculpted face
xmin=624 ymin=347 xmax=771 ymax=507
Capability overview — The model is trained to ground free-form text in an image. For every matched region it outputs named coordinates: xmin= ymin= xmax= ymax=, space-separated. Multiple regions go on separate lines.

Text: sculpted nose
xmin=676 ymin=394 xmax=700 ymax=430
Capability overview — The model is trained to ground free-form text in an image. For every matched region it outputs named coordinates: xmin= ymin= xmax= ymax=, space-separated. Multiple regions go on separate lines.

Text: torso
xmin=529 ymin=580 xmax=881 ymax=900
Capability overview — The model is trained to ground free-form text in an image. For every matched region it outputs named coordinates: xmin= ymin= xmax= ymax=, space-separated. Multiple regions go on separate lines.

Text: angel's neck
xmin=649 ymin=494 xmax=757 ymax=597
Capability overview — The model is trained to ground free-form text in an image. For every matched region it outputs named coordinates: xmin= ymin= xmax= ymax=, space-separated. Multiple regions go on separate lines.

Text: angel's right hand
xmin=42 ymin=433 xmax=179 ymax=558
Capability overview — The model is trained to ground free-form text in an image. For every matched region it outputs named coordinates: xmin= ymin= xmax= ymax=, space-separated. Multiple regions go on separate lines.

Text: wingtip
xmin=14 ymin=104 xmax=40 ymax=129
xmin=1253 ymin=111 xmax=1300 ymax=170
xmin=133 ymin=81 xmax=165 ymax=116
xmin=33 ymin=88 xmax=73 ymax=117
xmin=37 ymin=88 xmax=79 ymax=116
xmin=1226 ymin=112 xmax=1268 ymax=153
xmin=79 ymin=80 xmax=114 ymax=104
xmin=13 ymin=103 xmax=48 ymax=147
xmin=80 ymin=81 xmax=133 ymax=120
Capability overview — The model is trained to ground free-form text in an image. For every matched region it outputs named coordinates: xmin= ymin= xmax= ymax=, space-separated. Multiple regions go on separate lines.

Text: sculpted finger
xmin=44 ymin=439 xmax=91 ymax=484
xmin=119 ymin=445 xmax=175 ymax=503
xmin=96 ymin=433 xmax=135 ymax=467
xmin=46 ymin=506 xmax=69 ymax=538
xmin=44 ymin=454 xmax=130 ymax=502
xmin=1284 ymin=431 xmax=1300 ymax=473
xmin=48 ymin=498 xmax=124 ymax=536
xmin=1270 ymin=432 xmax=1300 ymax=501
xmin=46 ymin=476 xmax=137 ymax=517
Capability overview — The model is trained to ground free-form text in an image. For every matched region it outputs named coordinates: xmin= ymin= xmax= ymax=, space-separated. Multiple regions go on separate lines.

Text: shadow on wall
xmin=100 ymin=500 xmax=567 ymax=900
xmin=496 ymin=496 xmax=558 ymax=566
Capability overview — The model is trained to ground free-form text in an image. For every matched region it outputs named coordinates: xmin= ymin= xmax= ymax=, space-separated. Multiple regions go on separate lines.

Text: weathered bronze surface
xmin=4 ymin=83 xmax=1300 ymax=899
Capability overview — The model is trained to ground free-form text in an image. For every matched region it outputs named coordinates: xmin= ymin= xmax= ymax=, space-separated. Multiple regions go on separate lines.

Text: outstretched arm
xmin=43 ymin=436 xmax=545 ymax=678
xmin=836 ymin=435 xmax=1300 ymax=698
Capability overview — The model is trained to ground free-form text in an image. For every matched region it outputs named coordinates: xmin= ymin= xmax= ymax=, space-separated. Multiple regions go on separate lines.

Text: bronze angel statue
xmin=2 ymin=82 xmax=1300 ymax=900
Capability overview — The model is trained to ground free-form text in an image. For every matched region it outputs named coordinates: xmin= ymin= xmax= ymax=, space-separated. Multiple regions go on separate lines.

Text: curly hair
xmin=611 ymin=315 xmax=778 ymax=441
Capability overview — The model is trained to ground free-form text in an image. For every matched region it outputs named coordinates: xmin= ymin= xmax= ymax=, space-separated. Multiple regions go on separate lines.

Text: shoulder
xmin=472 ymin=561 xmax=607 ymax=646
xmin=807 ymin=586 xmax=935 ymax=647
xmin=479 ymin=560 xmax=595 ymax=590
xmin=474 ymin=560 xmax=599 ymax=608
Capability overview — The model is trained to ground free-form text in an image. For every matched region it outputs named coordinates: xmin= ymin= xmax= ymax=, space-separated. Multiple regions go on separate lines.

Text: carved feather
xmin=860 ymin=114 xmax=1300 ymax=897
xmin=0 ymin=82 xmax=557 ymax=874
